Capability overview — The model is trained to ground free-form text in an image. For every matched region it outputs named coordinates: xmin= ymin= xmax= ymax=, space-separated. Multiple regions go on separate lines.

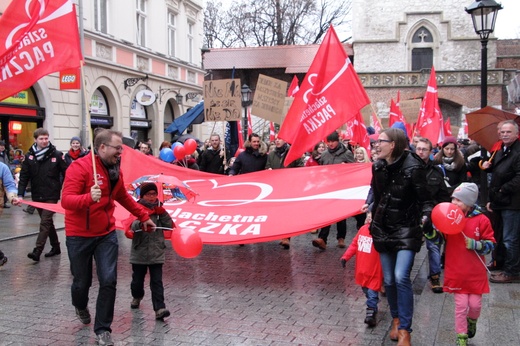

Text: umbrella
xmin=466 ymin=106 xmax=520 ymax=151
xmin=127 ymin=174 xmax=198 ymax=203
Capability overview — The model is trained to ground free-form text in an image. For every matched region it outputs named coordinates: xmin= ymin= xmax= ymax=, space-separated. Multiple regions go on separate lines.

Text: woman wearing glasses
xmin=370 ymin=128 xmax=433 ymax=345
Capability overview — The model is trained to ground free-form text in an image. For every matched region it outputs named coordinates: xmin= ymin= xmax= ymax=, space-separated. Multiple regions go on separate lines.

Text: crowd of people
xmin=1 ymin=119 xmax=519 ymax=346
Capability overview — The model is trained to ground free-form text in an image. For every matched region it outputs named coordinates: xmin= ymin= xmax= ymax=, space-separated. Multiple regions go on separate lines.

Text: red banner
xmin=278 ymin=26 xmax=370 ymax=165
xmin=0 ymin=0 xmax=83 ymax=101
xmin=26 ymin=146 xmax=372 ymax=245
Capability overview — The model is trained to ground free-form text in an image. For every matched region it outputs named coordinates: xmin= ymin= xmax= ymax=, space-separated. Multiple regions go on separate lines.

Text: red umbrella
xmin=127 ymin=174 xmax=198 ymax=203
xmin=466 ymin=106 xmax=520 ymax=151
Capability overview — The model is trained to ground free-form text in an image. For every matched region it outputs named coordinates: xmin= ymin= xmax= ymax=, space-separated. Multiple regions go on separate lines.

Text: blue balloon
xmin=172 ymin=142 xmax=183 ymax=149
xmin=159 ymin=148 xmax=175 ymax=163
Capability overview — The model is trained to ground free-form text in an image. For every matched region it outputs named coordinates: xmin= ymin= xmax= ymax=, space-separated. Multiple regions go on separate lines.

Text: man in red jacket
xmin=61 ymin=130 xmax=155 ymax=346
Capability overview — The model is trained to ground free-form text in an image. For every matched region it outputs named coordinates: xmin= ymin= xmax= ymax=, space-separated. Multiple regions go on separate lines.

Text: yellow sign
xmin=2 ymin=91 xmax=29 ymax=104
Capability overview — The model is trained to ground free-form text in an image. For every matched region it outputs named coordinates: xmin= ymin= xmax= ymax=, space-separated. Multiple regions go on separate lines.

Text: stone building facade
xmin=0 ymin=0 xmax=205 ymax=155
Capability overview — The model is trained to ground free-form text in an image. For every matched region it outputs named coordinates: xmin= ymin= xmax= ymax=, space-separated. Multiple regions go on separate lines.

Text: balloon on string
xmin=431 ymin=202 xmax=466 ymax=235
xmin=184 ymin=138 xmax=197 ymax=155
xmin=173 ymin=145 xmax=186 ymax=160
xmin=159 ymin=148 xmax=174 ymax=163
xmin=171 ymin=228 xmax=203 ymax=258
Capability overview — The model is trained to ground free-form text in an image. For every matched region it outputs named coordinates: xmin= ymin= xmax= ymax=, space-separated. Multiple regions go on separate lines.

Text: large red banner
xmin=0 ymin=0 xmax=83 ymax=101
xmin=26 ymin=146 xmax=372 ymax=245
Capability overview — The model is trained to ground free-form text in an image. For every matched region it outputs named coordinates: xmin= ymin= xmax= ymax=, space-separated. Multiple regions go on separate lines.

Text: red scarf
xmin=68 ymin=148 xmax=81 ymax=160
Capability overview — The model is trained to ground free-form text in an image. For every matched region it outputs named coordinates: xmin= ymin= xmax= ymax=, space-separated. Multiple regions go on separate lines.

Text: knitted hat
xmin=442 ymin=136 xmax=457 ymax=147
xmin=70 ymin=136 xmax=82 ymax=145
xmin=326 ymin=132 xmax=339 ymax=142
xmin=139 ymin=182 xmax=158 ymax=198
xmin=451 ymin=182 xmax=479 ymax=207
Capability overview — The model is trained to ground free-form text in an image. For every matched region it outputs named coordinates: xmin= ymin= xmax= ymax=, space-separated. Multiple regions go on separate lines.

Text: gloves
xmin=124 ymin=229 xmax=134 ymax=239
xmin=466 ymin=238 xmax=483 ymax=251
xmin=340 ymin=259 xmax=347 ymax=268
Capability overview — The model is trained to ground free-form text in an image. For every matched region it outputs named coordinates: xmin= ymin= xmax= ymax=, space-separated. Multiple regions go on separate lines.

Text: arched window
xmin=411 ymin=26 xmax=433 ymax=71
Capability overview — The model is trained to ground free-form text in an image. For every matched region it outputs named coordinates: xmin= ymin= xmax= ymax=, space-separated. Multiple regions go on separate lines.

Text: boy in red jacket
xmin=340 ymin=224 xmax=383 ymax=327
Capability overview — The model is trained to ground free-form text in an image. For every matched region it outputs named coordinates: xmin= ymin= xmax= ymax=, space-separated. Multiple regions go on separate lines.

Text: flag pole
xmin=80 ymin=61 xmax=98 ymax=185
xmin=222 ymin=122 xmax=227 ymax=164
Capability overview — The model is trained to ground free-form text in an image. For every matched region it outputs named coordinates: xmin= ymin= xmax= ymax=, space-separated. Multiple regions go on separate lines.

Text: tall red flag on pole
xmin=371 ymin=112 xmax=383 ymax=134
xmin=0 ymin=0 xmax=83 ymax=101
xmin=287 ymin=75 xmax=300 ymax=97
xmin=416 ymin=67 xmax=445 ymax=145
xmin=444 ymin=117 xmax=453 ymax=136
xmin=247 ymin=108 xmax=253 ymax=136
xmin=278 ymin=26 xmax=370 ymax=165
xmin=345 ymin=112 xmax=370 ymax=151
xmin=269 ymin=122 xmax=276 ymax=142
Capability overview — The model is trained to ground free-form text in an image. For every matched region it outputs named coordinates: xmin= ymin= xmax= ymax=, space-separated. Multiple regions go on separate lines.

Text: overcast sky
xmin=206 ymin=0 xmax=520 ymax=40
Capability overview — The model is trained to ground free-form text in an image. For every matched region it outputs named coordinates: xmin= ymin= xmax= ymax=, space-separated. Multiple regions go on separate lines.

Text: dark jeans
xmin=500 ymin=210 xmax=520 ymax=276
xmin=66 ymin=231 xmax=118 ymax=335
xmin=35 ymin=203 xmax=59 ymax=251
xmin=318 ymin=219 xmax=347 ymax=243
xmin=362 ymin=287 xmax=379 ymax=311
xmin=131 ymin=263 xmax=166 ymax=311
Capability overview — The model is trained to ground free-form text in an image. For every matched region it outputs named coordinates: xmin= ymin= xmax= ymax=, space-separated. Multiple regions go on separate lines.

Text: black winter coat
xmin=17 ymin=143 xmax=67 ymax=201
xmin=370 ymin=151 xmax=433 ymax=253
xmin=487 ymin=139 xmax=520 ymax=210
xmin=199 ymin=147 xmax=228 ymax=174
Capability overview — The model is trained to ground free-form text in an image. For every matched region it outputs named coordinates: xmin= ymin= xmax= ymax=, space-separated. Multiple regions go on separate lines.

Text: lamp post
xmin=465 ymin=0 xmax=502 ymax=205
xmin=241 ymin=84 xmax=252 ymax=141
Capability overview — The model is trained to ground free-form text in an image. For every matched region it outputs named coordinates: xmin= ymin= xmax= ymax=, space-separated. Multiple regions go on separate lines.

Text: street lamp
xmin=465 ymin=0 xmax=502 ymax=204
xmin=241 ymin=84 xmax=252 ymax=141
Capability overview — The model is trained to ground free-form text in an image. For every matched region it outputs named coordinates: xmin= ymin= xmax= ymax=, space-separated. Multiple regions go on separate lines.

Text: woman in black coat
xmin=370 ymin=128 xmax=433 ymax=345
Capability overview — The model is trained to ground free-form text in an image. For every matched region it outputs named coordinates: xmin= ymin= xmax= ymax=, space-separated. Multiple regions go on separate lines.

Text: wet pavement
xmin=0 ymin=204 xmax=519 ymax=345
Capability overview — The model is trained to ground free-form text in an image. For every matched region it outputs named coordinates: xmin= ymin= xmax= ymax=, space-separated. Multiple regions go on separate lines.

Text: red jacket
xmin=341 ymin=224 xmax=383 ymax=291
xmin=443 ymin=212 xmax=495 ymax=294
xmin=61 ymin=154 xmax=150 ymax=237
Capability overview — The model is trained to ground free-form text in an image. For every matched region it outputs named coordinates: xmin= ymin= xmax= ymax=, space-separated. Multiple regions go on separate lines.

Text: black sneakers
xmin=75 ymin=307 xmax=91 ymax=324
xmin=430 ymin=274 xmax=444 ymax=293
xmin=364 ymin=308 xmax=377 ymax=327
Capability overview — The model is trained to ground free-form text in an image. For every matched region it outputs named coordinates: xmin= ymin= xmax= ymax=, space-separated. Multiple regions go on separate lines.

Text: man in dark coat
xmin=312 ymin=131 xmax=354 ymax=250
xmin=228 ymin=133 xmax=267 ymax=175
xmin=482 ymin=120 xmax=520 ymax=283
xmin=18 ymin=128 xmax=68 ymax=261
xmin=199 ymin=134 xmax=229 ymax=174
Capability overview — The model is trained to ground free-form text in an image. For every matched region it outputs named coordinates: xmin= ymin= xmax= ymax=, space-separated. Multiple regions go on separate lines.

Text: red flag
xmin=247 ymin=108 xmax=253 ymax=136
xmin=279 ymin=26 xmax=370 ymax=165
xmin=416 ymin=67 xmax=444 ymax=145
xmin=345 ymin=112 xmax=370 ymax=151
xmin=0 ymin=0 xmax=83 ymax=101
xmin=269 ymin=122 xmax=275 ymax=142
xmin=287 ymin=75 xmax=300 ymax=97
xmin=444 ymin=117 xmax=453 ymax=136
xmin=236 ymin=120 xmax=244 ymax=153
xmin=371 ymin=112 xmax=383 ymax=134
xmin=388 ymin=98 xmax=404 ymax=128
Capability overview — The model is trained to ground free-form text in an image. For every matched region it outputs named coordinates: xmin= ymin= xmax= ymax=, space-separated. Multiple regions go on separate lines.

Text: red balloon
xmin=173 ymin=145 xmax=186 ymax=160
xmin=184 ymin=138 xmax=197 ymax=155
xmin=171 ymin=228 xmax=203 ymax=258
xmin=431 ymin=202 xmax=466 ymax=235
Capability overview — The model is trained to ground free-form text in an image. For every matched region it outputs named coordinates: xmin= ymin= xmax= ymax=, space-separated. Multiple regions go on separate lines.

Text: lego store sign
xmin=59 ymin=68 xmax=81 ymax=90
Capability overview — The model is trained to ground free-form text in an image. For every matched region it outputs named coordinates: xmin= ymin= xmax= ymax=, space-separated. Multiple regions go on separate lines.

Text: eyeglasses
xmin=375 ymin=139 xmax=392 ymax=144
xmin=104 ymin=143 xmax=123 ymax=151
xmin=415 ymin=147 xmax=430 ymax=152
xmin=144 ymin=191 xmax=158 ymax=196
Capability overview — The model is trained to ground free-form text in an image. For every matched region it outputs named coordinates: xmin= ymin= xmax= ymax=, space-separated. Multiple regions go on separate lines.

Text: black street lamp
xmin=465 ymin=0 xmax=502 ymax=204
xmin=241 ymin=84 xmax=253 ymax=141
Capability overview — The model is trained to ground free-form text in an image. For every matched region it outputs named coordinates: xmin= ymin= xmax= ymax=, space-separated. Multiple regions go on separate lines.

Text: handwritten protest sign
xmin=400 ymin=99 xmax=422 ymax=123
xmin=203 ymin=79 xmax=241 ymax=121
xmin=252 ymin=74 xmax=287 ymax=123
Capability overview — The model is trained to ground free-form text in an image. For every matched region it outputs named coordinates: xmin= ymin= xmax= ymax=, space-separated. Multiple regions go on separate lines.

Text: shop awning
xmin=165 ymin=102 xmax=204 ymax=135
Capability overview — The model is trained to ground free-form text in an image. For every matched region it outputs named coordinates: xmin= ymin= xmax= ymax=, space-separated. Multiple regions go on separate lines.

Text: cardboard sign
xmin=252 ymin=74 xmax=287 ymax=123
xmin=399 ymin=99 xmax=422 ymax=123
xmin=203 ymin=79 xmax=242 ymax=122
xmin=280 ymin=97 xmax=294 ymax=126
